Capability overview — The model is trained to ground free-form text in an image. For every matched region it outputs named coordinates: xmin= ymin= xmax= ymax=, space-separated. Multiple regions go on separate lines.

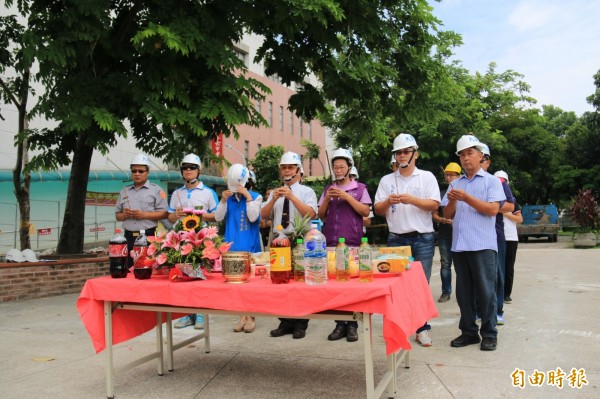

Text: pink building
xmin=221 ymin=70 xmax=327 ymax=178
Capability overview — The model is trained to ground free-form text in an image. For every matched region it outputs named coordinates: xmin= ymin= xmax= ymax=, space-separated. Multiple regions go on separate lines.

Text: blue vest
xmin=223 ymin=191 xmax=262 ymax=253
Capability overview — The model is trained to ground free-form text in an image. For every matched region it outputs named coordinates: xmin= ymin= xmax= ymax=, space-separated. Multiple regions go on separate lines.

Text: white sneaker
xmin=416 ymin=330 xmax=433 ymax=347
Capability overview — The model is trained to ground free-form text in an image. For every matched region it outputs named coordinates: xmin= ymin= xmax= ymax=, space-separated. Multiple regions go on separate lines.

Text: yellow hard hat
xmin=444 ymin=162 xmax=462 ymax=174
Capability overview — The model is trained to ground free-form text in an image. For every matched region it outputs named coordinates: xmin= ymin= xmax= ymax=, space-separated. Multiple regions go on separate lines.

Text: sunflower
xmin=181 ymin=215 xmax=201 ymax=231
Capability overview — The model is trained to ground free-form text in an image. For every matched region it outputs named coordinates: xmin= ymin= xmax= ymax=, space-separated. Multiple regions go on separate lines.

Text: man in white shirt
xmin=374 ymin=133 xmax=440 ymax=347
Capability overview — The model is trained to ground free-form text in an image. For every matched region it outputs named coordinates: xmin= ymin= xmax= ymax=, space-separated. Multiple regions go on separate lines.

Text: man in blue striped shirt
xmin=442 ymin=135 xmax=506 ymax=351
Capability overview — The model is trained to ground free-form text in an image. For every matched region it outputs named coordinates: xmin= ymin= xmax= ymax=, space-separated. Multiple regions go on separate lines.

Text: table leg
xmin=203 ymin=313 xmax=210 ymax=353
xmin=166 ymin=313 xmax=174 ymax=371
xmin=104 ymin=301 xmax=115 ymax=399
xmin=363 ymin=313 xmax=375 ymax=399
xmin=155 ymin=312 xmax=164 ymax=376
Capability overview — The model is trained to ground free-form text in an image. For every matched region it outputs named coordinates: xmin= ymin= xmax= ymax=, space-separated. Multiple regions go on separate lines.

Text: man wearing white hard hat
xmin=116 ymin=153 xmax=169 ymax=268
xmin=261 ymin=151 xmax=317 ymax=339
xmin=216 ymin=165 xmax=263 ymax=333
xmin=168 ymin=153 xmax=219 ymax=225
xmin=374 ymin=133 xmax=441 ymax=347
xmin=168 ymin=153 xmax=219 ymax=330
xmin=442 ymin=134 xmax=505 ymax=351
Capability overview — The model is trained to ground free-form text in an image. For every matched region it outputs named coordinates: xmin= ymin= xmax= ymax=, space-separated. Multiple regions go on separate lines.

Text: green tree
xmin=10 ymin=0 xmax=454 ymax=253
xmin=0 ymin=13 xmax=34 ymax=250
xmin=249 ymin=146 xmax=284 ymax=196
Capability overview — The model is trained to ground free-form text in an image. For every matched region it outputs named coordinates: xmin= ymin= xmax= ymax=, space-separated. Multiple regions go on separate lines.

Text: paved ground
xmin=1 ymin=243 xmax=598 ymax=398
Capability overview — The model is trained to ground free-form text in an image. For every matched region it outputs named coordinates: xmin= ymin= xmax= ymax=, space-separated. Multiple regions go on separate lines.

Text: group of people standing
xmin=115 ymin=131 xmax=522 ymax=351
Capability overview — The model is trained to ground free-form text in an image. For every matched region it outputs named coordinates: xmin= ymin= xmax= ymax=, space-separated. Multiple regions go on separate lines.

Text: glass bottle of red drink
xmin=270 ymin=225 xmax=291 ymax=284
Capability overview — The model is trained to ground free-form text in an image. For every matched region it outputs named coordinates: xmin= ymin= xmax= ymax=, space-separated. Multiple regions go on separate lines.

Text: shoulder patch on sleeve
xmin=160 ymin=190 xmax=167 ymax=199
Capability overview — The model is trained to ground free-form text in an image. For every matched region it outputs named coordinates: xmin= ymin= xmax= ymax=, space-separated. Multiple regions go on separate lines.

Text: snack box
xmin=372 ymin=255 xmax=411 ymax=273
xmin=378 ymin=246 xmax=412 ymax=257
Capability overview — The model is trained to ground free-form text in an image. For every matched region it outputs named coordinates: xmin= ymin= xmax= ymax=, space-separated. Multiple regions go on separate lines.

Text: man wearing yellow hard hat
xmin=433 ymin=162 xmax=462 ymax=303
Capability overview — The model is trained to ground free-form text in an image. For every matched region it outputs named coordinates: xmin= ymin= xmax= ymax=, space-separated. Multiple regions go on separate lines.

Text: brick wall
xmin=0 ymin=257 xmax=109 ymax=302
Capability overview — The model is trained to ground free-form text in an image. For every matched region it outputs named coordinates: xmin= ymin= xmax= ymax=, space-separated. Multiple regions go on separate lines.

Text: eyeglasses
xmin=395 ymin=149 xmax=415 ymax=155
xmin=333 ymin=166 xmax=348 ymax=171
xmin=130 ymin=169 xmax=148 ymax=174
xmin=181 ymin=165 xmax=199 ymax=171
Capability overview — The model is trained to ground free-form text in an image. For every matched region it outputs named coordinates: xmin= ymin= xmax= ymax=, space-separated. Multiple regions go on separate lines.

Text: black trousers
xmin=504 ymin=240 xmax=519 ymax=298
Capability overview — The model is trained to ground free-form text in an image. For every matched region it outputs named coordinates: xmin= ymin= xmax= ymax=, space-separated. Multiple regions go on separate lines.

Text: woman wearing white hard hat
xmin=169 ymin=153 xmax=219 ymax=330
xmin=261 ymin=151 xmax=317 ymax=339
xmin=374 ymin=133 xmax=440 ymax=347
xmin=115 ymin=153 xmax=169 ymax=268
xmin=318 ymin=148 xmax=372 ymax=343
xmin=216 ymin=164 xmax=263 ymax=333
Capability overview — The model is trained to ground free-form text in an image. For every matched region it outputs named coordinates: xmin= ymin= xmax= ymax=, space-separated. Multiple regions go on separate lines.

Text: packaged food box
xmin=378 ymin=246 xmax=412 ymax=257
xmin=372 ymin=255 xmax=411 ymax=273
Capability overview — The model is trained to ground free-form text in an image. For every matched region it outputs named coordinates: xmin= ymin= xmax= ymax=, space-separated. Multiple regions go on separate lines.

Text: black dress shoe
xmin=292 ymin=329 xmax=306 ymax=339
xmin=270 ymin=323 xmax=293 ymax=337
xmin=346 ymin=325 xmax=358 ymax=342
xmin=480 ymin=337 xmax=497 ymax=351
xmin=328 ymin=325 xmax=347 ymax=341
xmin=450 ymin=334 xmax=481 ymax=347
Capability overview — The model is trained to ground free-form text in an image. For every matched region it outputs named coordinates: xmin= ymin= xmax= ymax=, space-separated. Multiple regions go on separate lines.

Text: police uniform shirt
xmin=262 ymin=181 xmax=317 ymax=235
xmin=374 ymin=167 xmax=441 ymax=234
xmin=115 ymin=180 xmax=168 ymax=231
xmin=168 ymin=182 xmax=219 ymax=214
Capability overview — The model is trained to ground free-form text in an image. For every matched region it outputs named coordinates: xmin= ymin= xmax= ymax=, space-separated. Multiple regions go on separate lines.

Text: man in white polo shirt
xmin=374 ymin=133 xmax=440 ymax=347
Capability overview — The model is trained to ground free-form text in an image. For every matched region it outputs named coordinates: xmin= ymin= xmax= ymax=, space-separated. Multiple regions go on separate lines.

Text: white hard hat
xmin=279 ymin=151 xmax=302 ymax=167
xmin=6 ymin=248 xmax=26 ymax=262
xmin=22 ymin=248 xmax=39 ymax=262
xmin=455 ymin=134 xmax=484 ymax=155
xmin=227 ymin=164 xmax=249 ymax=191
xmin=181 ymin=153 xmax=201 ymax=167
xmin=392 ymin=133 xmax=418 ymax=152
xmin=479 ymin=143 xmax=490 ymax=157
xmin=349 ymin=166 xmax=359 ymax=179
xmin=494 ymin=170 xmax=509 ymax=182
xmin=330 ymin=148 xmax=354 ymax=167
xmin=130 ymin=154 xmax=150 ymax=167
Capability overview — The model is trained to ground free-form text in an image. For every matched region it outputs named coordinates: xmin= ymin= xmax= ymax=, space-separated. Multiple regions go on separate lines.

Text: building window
xmin=279 ymin=106 xmax=284 ymax=131
xmin=244 ymin=140 xmax=249 ymax=162
xmin=255 ymin=100 xmax=261 ymax=114
xmin=309 ymin=159 xmax=313 ymax=176
xmin=268 ymin=102 xmax=273 ymax=127
xmin=289 ymin=110 xmax=294 ymax=135
xmin=232 ymin=43 xmax=249 ymax=68
xmin=257 ymin=143 xmax=262 ymax=153
xmin=299 ymin=120 xmax=303 ymax=137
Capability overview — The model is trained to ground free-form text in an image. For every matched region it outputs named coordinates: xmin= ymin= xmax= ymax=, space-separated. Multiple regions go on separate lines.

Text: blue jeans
xmin=438 ymin=238 xmax=453 ymax=295
xmin=387 ymin=232 xmax=435 ymax=333
xmin=496 ymin=239 xmax=506 ymax=316
xmin=453 ymin=250 xmax=498 ymax=338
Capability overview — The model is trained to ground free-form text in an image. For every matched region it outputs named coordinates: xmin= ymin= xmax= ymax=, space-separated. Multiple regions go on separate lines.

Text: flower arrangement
xmin=148 ymin=225 xmax=232 ymax=272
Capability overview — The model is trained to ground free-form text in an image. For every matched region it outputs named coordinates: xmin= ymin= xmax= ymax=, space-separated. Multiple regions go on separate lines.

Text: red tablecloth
xmin=77 ymin=262 xmax=438 ymax=355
